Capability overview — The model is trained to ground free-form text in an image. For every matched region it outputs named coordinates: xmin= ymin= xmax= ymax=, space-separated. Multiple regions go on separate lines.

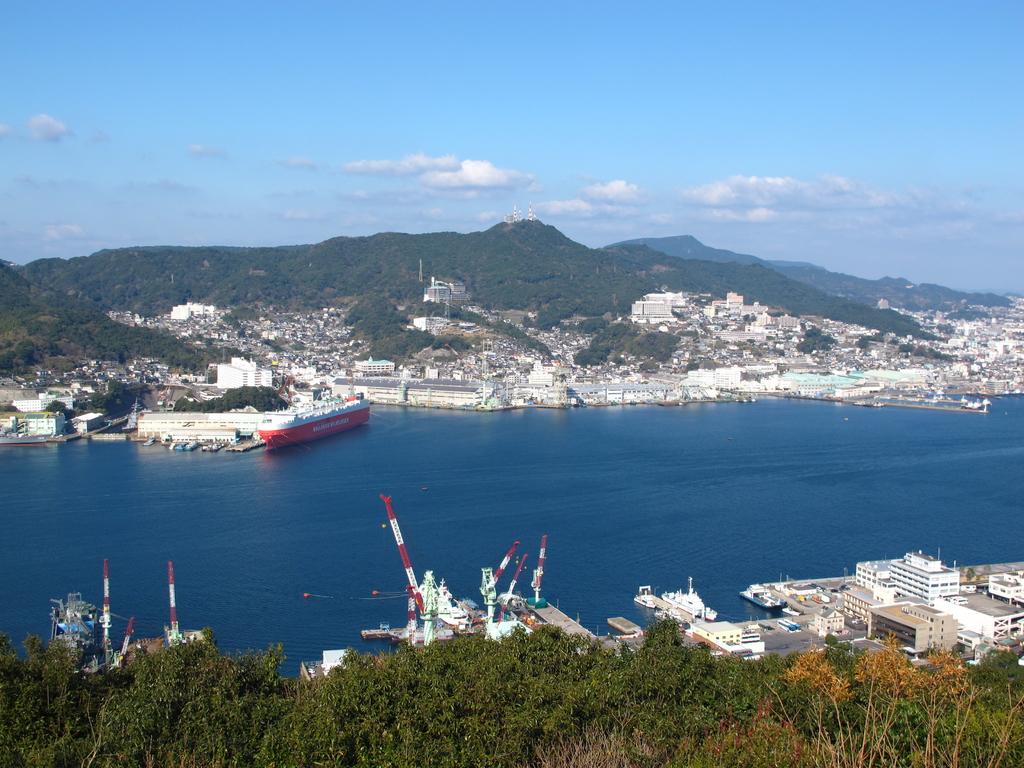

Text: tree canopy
xmin=1 ymin=623 xmax=1020 ymax=767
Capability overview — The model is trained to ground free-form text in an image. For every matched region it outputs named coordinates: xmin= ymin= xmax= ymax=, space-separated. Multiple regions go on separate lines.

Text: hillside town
xmin=3 ymin=281 xmax=1023 ymax=441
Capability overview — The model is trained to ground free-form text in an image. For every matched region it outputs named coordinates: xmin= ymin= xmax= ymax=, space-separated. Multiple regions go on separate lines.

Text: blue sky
xmin=2 ymin=2 xmax=1022 ymax=290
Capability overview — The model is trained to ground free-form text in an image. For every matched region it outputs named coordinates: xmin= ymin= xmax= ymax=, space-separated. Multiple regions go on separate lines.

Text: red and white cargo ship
xmin=257 ymin=396 xmax=369 ymax=450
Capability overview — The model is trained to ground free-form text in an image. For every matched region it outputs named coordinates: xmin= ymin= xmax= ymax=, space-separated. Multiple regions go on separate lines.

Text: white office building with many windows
xmin=855 ymin=560 xmax=894 ymax=592
xmin=215 ymin=357 xmax=273 ymax=390
xmin=889 ymin=551 xmax=960 ymax=605
xmin=354 ymin=358 xmax=396 ymax=377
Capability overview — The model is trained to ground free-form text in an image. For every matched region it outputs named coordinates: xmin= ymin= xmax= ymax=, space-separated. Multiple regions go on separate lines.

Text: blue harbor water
xmin=2 ymin=397 xmax=1022 ymax=665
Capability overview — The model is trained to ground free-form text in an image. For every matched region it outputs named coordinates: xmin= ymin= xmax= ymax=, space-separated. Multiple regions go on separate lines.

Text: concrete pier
xmin=530 ymin=604 xmax=595 ymax=638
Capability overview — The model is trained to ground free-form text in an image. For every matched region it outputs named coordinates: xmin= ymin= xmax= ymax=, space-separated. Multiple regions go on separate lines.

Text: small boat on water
xmin=143 ymin=437 xmax=156 ymax=447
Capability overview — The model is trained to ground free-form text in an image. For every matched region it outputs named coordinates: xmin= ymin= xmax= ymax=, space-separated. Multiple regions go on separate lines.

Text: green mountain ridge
xmin=18 ymin=221 xmax=925 ymax=339
xmin=611 ymin=235 xmax=1009 ymax=310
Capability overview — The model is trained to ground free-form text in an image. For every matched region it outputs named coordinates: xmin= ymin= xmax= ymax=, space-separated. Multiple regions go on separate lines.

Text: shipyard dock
xmin=530 ymin=604 xmax=595 ymax=639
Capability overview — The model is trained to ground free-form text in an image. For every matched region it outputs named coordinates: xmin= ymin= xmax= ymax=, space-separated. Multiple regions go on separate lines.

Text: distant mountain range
xmin=16 ymin=221 xmax=927 ymax=343
xmin=611 ymin=235 xmax=1009 ymax=310
xmin=0 ymin=263 xmax=210 ymax=373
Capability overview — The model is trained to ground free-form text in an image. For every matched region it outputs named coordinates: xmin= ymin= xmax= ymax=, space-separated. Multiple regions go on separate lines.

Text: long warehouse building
xmin=332 ymin=377 xmax=492 ymax=409
xmin=136 ymin=411 xmax=264 ymax=443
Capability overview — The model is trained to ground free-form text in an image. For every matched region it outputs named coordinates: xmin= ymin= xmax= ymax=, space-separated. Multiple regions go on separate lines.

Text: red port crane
xmin=117 ymin=616 xmax=135 ymax=666
xmin=497 ymin=553 xmax=529 ymax=622
xmin=380 ymin=494 xmax=423 ymax=642
xmin=493 ymin=539 xmax=521 ymax=587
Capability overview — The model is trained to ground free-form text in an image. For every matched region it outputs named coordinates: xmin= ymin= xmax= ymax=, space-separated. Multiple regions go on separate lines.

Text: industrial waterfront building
xmin=136 ymin=411 xmax=264 ymax=443
xmin=989 ymin=572 xmax=1024 ymax=606
xmin=72 ymin=412 xmax=106 ymax=433
xmin=332 ymin=376 xmax=494 ymax=409
xmin=933 ymin=593 xmax=1024 ymax=640
xmin=5 ymin=412 xmax=66 ymax=437
xmin=869 ymin=602 xmax=958 ymax=653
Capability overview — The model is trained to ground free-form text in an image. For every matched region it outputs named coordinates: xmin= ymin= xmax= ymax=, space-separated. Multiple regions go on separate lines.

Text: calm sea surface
xmin=2 ymin=397 xmax=1021 ymax=665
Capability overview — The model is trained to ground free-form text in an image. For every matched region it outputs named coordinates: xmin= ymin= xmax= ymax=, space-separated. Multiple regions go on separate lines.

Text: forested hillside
xmin=613 ymin=235 xmax=1009 ymax=310
xmin=21 ymin=221 xmax=926 ymax=337
xmin=0 ymin=263 xmax=210 ymax=372
xmin=0 ymin=624 xmax=1021 ymax=767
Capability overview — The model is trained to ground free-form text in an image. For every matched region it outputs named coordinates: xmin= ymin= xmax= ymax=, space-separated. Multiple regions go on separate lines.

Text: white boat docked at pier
xmin=634 ymin=577 xmax=718 ymax=622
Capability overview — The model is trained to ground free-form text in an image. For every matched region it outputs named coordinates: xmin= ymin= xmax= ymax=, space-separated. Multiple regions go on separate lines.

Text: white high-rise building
xmin=423 ymin=277 xmax=468 ymax=304
xmin=216 ymin=357 xmax=273 ymax=390
xmin=889 ymin=551 xmax=960 ymax=604
xmin=170 ymin=302 xmax=218 ymax=320
xmin=630 ymin=291 xmax=688 ymax=323
xmin=855 ymin=560 xmax=894 ymax=592
xmin=630 ymin=300 xmax=674 ymax=322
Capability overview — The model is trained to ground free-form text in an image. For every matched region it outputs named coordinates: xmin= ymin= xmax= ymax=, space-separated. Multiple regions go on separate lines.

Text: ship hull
xmin=740 ymin=592 xmax=785 ymax=611
xmin=0 ymin=435 xmax=48 ymax=446
xmin=258 ymin=403 xmax=369 ymax=450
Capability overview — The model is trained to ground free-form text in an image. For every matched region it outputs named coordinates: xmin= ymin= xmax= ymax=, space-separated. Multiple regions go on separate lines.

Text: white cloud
xmin=0 ymin=123 xmax=11 ymax=138
xmin=421 ymin=159 xmax=532 ymax=190
xmin=696 ymin=206 xmax=780 ymax=223
xmin=28 ymin=114 xmax=72 ymax=142
xmin=534 ymin=198 xmax=642 ymax=220
xmin=188 ymin=143 xmax=226 ymax=158
xmin=43 ymin=223 xmax=84 ymax=241
xmin=338 ymin=188 xmax=428 ymax=206
xmin=121 ymin=179 xmax=198 ymax=195
xmin=536 ymin=198 xmax=596 ymax=217
xmin=343 ymin=153 xmax=532 ymax=193
xmin=344 ymin=153 xmax=459 ymax=176
xmin=681 ymin=174 xmax=896 ymax=212
xmin=281 ymin=156 xmax=318 ymax=171
xmin=279 ymin=209 xmax=325 ymax=222
xmin=582 ymin=179 xmax=641 ymax=202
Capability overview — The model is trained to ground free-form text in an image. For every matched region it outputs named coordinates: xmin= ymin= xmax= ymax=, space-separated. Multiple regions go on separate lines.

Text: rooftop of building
xmin=139 ymin=411 xmax=264 ymax=422
xmin=906 ymin=603 xmax=949 ymax=617
xmin=990 ymin=572 xmax=1024 ymax=585
xmin=871 ymin=603 xmax=937 ymax=628
xmin=72 ymin=412 xmax=104 ymax=421
xmin=857 ymin=559 xmax=895 ymax=571
xmin=896 ymin=551 xmax=958 ymax=574
xmin=334 ymin=376 xmax=483 ymax=393
xmin=691 ymin=620 xmax=742 ymax=633
xmin=941 ymin=593 xmax=1024 ymax=618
